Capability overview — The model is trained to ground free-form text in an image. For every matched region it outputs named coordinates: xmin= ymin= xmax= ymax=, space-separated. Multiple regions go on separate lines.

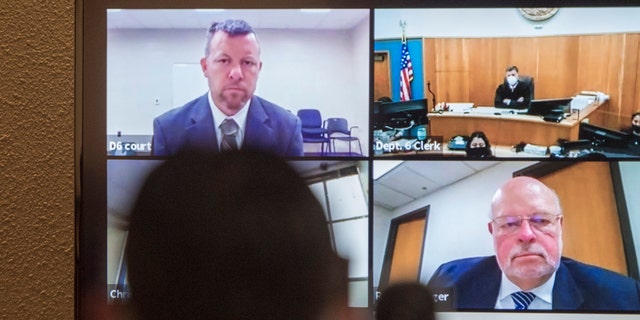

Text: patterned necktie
xmin=219 ymin=118 xmax=239 ymax=151
xmin=511 ymin=291 xmax=536 ymax=310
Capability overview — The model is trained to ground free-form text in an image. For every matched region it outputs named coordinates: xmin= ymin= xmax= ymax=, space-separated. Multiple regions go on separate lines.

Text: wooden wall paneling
xmin=635 ymin=34 xmax=640 ymax=119
xmin=435 ymin=72 xmax=469 ymax=103
xmin=538 ymin=162 xmax=627 ymax=276
xmin=575 ymin=35 xmax=610 ymax=93
xmin=576 ymin=34 xmax=624 ymax=128
xmin=434 ymin=38 xmax=469 ymax=102
xmin=467 ymin=38 xmax=498 ymax=106
xmin=423 ymin=38 xmax=436 ymax=107
xmin=604 ymin=34 xmax=627 ymax=129
xmin=536 ymin=36 xmax=580 ymax=99
xmin=494 ymin=37 xmax=538 ymax=88
xmin=619 ymin=33 xmax=640 ymax=129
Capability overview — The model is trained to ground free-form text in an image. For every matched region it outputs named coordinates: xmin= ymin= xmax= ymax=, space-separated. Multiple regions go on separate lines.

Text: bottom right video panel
xmin=372 ymin=160 xmax=640 ymax=314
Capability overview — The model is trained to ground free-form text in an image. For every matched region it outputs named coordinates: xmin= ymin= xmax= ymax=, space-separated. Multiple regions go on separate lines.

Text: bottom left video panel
xmin=106 ymin=158 xmax=370 ymax=308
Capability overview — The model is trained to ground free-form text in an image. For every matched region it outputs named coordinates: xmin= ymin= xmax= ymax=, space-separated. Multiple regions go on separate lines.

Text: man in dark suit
xmin=494 ymin=65 xmax=531 ymax=109
xmin=428 ymin=176 xmax=640 ymax=311
xmin=152 ymin=19 xmax=303 ymax=157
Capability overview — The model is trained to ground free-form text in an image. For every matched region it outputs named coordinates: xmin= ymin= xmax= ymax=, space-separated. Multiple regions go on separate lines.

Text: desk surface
xmin=426 ymin=100 xmax=605 ymax=150
xmin=432 ymin=100 xmax=601 ymax=122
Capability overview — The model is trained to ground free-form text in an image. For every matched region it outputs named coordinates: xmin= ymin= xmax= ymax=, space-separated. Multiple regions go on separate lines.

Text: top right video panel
xmin=372 ymin=7 xmax=640 ymax=160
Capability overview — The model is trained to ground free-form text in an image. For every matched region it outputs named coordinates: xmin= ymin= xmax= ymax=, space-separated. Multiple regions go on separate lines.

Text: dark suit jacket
xmin=427 ymin=256 xmax=640 ymax=311
xmin=494 ymin=80 xmax=532 ymax=109
xmin=152 ymin=94 xmax=303 ymax=157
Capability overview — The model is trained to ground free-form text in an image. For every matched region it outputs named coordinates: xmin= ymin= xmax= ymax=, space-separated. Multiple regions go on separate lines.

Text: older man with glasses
xmin=428 ymin=176 xmax=640 ymax=311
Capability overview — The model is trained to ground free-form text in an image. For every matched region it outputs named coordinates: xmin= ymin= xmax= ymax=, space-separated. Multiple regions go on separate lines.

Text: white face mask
xmin=507 ymin=75 xmax=518 ymax=86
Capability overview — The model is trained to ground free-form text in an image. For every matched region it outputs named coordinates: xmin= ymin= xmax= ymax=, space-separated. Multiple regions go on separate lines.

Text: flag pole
xmin=398 ymin=20 xmax=413 ymax=101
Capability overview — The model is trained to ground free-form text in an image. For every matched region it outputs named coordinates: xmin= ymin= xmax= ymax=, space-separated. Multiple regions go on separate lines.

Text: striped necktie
xmin=511 ymin=291 xmax=536 ymax=310
xmin=219 ymin=118 xmax=239 ymax=151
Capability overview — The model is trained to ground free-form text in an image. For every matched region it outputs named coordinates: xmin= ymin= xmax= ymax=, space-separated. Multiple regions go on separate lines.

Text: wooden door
xmin=378 ymin=207 xmax=428 ymax=294
xmin=374 ymin=51 xmax=391 ymax=101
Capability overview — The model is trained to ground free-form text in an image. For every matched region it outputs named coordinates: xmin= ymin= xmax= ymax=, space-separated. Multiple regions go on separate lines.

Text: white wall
xmin=375 ymin=8 xmax=640 ymax=39
xmin=107 ymin=17 xmax=370 ymax=154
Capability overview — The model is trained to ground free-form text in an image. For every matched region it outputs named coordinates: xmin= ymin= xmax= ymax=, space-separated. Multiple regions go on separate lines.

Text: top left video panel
xmin=107 ymin=9 xmax=370 ymax=158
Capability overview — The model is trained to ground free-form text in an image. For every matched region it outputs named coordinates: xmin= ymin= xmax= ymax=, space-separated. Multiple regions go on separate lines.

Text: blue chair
xmin=325 ymin=117 xmax=363 ymax=156
xmin=297 ymin=109 xmax=330 ymax=155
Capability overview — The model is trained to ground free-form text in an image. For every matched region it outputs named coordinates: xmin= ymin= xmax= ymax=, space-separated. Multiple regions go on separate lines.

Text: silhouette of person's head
xmin=375 ymin=282 xmax=436 ymax=320
xmin=126 ymin=149 xmax=348 ymax=320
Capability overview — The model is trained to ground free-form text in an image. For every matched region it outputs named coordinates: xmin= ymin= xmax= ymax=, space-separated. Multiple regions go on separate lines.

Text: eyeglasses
xmin=491 ymin=214 xmax=562 ymax=234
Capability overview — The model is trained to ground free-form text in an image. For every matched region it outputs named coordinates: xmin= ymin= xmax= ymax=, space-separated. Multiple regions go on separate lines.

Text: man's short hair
xmin=126 ymin=149 xmax=347 ymax=319
xmin=506 ymin=65 xmax=519 ymax=73
xmin=205 ymin=19 xmax=256 ymax=56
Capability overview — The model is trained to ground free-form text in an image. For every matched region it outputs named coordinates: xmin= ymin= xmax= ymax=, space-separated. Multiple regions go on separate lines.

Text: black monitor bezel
xmin=79 ymin=2 xmax=640 ymax=320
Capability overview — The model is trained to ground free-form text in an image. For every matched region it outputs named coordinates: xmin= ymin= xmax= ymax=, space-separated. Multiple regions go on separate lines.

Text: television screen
xmin=81 ymin=3 xmax=640 ymax=320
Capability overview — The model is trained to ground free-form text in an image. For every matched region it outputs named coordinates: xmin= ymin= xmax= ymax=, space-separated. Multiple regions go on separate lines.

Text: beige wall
xmin=0 ymin=1 xmax=75 ymax=319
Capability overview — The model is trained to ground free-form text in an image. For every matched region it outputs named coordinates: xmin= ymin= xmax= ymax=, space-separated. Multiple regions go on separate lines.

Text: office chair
xmin=325 ymin=117 xmax=363 ymax=156
xmin=297 ymin=109 xmax=330 ymax=155
xmin=519 ymin=75 xmax=535 ymax=100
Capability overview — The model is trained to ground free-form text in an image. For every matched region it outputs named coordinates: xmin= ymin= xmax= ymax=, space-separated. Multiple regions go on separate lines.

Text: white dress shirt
xmin=495 ymin=271 xmax=556 ymax=310
xmin=208 ymin=92 xmax=250 ymax=149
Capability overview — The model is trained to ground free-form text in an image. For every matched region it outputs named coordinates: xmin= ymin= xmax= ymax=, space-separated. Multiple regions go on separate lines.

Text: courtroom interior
xmin=373 ymin=8 xmax=640 ymax=158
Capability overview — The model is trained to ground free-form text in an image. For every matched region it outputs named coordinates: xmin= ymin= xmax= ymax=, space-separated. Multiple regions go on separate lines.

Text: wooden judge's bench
xmin=427 ymin=99 xmax=607 ymax=147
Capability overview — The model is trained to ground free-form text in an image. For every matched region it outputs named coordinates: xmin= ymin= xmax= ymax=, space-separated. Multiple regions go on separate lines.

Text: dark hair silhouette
xmin=205 ymin=19 xmax=257 ymax=56
xmin=126 ymin=149 xmax=347 ymax=320
xmin=465 ymin=131 xmax=493 ymax=158
xmin=375 ymin=282 xmax=436 ymax=320
xmin=621 ymin=112 xmax=640 ymax=134
xmin=506 ymin=65 xmax=519 ymax=73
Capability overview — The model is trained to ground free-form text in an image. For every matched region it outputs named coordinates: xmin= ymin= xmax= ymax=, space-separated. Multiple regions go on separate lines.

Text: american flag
xmin=399 ymin=41 xmax=414 ymax=101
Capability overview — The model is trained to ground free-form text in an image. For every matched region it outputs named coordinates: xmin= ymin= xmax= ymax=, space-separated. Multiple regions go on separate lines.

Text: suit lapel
xmin=185 ymin=94 xmax=218 ymax=153
xmin=552 ymin=260 xmax=584 ymax=309
xmin=244 ymin=96 xmax=273 ymax=149
xmin=455 ymin=257 xmax=502 ymax=310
